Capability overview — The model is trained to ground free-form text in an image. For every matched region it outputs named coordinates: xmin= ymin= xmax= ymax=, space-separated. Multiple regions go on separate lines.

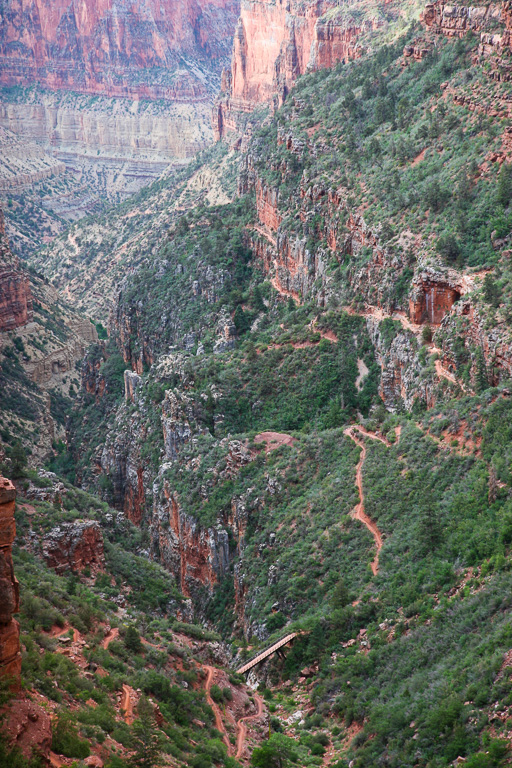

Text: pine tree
xmin=483 ymin=274 xmax=500 ymax=308
xmin=234 ymin=304 xmax=250 ymax=335
xmin=252 ymin=285 xmax=266 ymax=312
xmin=474 ymin=347 xmax=488 ymax=394
xmin=130 ymin=696 xmax=160 ymax=768
xmin=497 ymin=162 xmax=512 ymax=207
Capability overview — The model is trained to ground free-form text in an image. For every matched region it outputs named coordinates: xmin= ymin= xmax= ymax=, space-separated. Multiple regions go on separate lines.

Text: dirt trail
xmin=235 ymin=692 xmax=265 ymax=760
xmin=121 ymin=684 xmax=135 ymax=725
xmin=101 ymin=627 xmax=119 ymax=649
xmin=344 ymin=426 xmax=387 ymax=576
xmin=253 ymin=224 xmax=277 ymax=247
xmin=203 ymin=665 xmax=232 ymax=753
xmin=431 ymin=347 xmax=474 ymax=394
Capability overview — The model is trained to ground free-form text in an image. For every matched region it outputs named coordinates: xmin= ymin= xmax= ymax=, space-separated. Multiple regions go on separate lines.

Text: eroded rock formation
xmin=0 ymin=209 xmax=33 ymax=332
xmin=214 ymin=0 xmax=381 ymax=142
xmin=42 ymin=521 xmax=105 ymax=575
xmin=423 ymin=1 xmax=503 ymax=38
xmin=0 ymin=477 xmax=21 ymax=689
xmin=152 ymin=485 xmax=230 ymax=603
xmin=0 ymin=0 xmax=240 ymax=101
xmin=409 ymin=269 xmax=465 ymax=325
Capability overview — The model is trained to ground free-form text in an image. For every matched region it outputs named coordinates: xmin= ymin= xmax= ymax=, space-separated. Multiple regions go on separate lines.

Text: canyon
xmin=4 ymin=2 xmax=512 ymax=766
xmin=0 ymin=0 xmax=239 ymax=99
xmin=0 ymin=0 xmax=240 ymax=251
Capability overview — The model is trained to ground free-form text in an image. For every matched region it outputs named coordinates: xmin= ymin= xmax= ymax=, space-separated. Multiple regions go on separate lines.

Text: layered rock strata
xmin=0 ymin=477 xmax=21 ymax=689
xmin=214 ymin=0 xmax=381 ymax=142
xmin=0 ymin=0 xmax=240 ymax=101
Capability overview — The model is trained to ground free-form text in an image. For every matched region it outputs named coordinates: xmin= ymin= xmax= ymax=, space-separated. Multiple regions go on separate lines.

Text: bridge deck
xmin=236 ymin=632 xmax=298 ymax=675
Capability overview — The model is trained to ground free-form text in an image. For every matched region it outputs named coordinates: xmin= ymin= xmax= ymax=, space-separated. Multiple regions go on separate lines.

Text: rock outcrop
xmin=42 ymin=521 xmax=105 ymax=575
xmin=2 ymin=699 xmax=52 ymax=762
xmin=409 ymin=269 xmax=465 ymax=325
xmin=214 ymin=0 xmax=383 ymax=142
xmin=0 ymin=0 xmax=240 ymax=101
xmin=0 ymin=208 xmax=33 ymax=332
xmin=423 ymin=1 xmax=503 ymax=38
xmin=0 ymin=477 xmax=21 ymax=689
xmin=152 ymin=485 xmax=230 ymax=603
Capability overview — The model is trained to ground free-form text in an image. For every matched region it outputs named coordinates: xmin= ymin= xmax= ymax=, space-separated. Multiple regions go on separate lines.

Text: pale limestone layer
xmin=0 ymin=90 xmax=214 ymax=162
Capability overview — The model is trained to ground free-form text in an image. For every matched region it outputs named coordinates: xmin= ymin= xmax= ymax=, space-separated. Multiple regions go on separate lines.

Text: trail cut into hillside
xmin=203 ymin=665 xmax=232 ymax=752
xmin=344 ymin=425 xmax=388 ymax=575
xmin=121 ymin=684 xmax=135 ymax=725
xmin=235 ymin=691 xmax=264 ymax=760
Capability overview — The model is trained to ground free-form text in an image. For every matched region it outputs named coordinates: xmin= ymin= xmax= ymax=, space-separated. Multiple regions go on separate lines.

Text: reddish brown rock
xmin=0 ymin=0 xmax=240 ymax=101
xmin=409 ymin=269 xmax=464 ymax=325
xmin=423 ymin=1 xmax=503 ymax=38
xmin=2 ymin=697 xmax=52 ymax=762
xmin=0 ymin=477 xmax=21 ymax=689
xmin=42 ymin=521 xmax=105 ymax=575
xmin=153 ymin=485 xmax=230 ymax=602
xmin=0 ymin=209 xmax=33 ymax=332
xmin=214 ymin=0 xmax=376 ymax=142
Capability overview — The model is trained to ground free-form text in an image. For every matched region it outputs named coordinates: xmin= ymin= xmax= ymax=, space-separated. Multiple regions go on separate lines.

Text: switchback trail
xmin=203 ymin=665 xmax=232 ymax=753
xmin=344 ymin=426 xmax=388 ymax=575
xmin=202 ymin=664 xmax=266 ymax=760
xmin=235 ymin=691 xmax=264 ymax=760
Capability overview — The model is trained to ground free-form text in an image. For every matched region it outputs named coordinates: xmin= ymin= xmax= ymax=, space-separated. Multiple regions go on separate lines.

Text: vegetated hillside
xmin=1 ymin=472 xmax=267 ymax=768
xmin=29 ymin=144 xmax=239 ymax=323
xmin=9 ymin=2 xmax=512 ymax=767
xmin=0 ymin=207 xmax=98 ymax=465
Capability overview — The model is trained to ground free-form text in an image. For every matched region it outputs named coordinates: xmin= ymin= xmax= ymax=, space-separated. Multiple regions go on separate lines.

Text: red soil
xmin=254 ymin=432 xmax=297 ymax=453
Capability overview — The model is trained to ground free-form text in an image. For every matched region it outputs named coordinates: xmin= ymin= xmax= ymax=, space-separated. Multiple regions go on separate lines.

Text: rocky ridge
xmin=0 ymin=208 xmax=33 ymax=333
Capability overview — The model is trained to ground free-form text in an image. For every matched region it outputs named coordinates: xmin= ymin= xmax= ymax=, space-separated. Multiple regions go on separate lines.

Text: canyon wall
xmin=214 ymin=0 xmax=383 ymax=142
xmin=0 ymin=208 xmax=33 ymax=332
xmin=0 ymin=0 xmax=240 ymax=101
xmin=0 ymin=91 xmax=214 ymax=162
xmin=0 ymin=477 xmax=21 ymax=689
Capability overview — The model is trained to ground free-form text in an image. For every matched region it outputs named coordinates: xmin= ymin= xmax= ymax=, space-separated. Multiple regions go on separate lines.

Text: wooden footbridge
xmin=236 ymin=632 xmax=300 ymax=675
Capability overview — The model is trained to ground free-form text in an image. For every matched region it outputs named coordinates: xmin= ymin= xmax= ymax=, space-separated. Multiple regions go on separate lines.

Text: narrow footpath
xmin=121 ymin=684 xmax=135 ymax=725
xmin=344 ymin=426 xmax=388 ymax=576
xmin=235 ymin=692 xmax=264 ymax=760
xmin=203 ymin=665 xmax=232 ymax=753
xmin=202 ymin=663 xmax=266 ymax=760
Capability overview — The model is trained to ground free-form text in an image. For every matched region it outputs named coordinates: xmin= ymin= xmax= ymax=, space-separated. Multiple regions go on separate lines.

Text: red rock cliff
xmin=0 ymin=477 xmax=21 ymax=689
xmin=214 ymin=0 xmax=381 ymax=141
xmin=0 ymin=209 xmax=33 ymax=332
xmin=0 ymin=0 xmax=240 ymax=101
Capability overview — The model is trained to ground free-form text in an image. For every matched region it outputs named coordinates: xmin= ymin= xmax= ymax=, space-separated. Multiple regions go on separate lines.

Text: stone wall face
xmin=0 ymin=477 xmax=21 ymax=689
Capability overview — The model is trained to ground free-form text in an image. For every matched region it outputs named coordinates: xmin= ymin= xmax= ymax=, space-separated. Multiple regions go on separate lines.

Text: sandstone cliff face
xmin=0 ymin=0 xmax=240 ymax=101
xmin=0 ymin=477 xmax=21 ymax=689
xmin=42 ymin=521 xmax=105 ymax=575
xmin=0 ymin=209 xmax=33 ymax=332
xmin=214 ymin=0 xmax=381 ymax=142
xmin=152 ymin=483 xmax=230 ymax=604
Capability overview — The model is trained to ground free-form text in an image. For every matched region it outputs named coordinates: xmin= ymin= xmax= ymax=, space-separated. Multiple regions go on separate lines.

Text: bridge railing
xmin=235 ymin=631 xmax=299 ymax=675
